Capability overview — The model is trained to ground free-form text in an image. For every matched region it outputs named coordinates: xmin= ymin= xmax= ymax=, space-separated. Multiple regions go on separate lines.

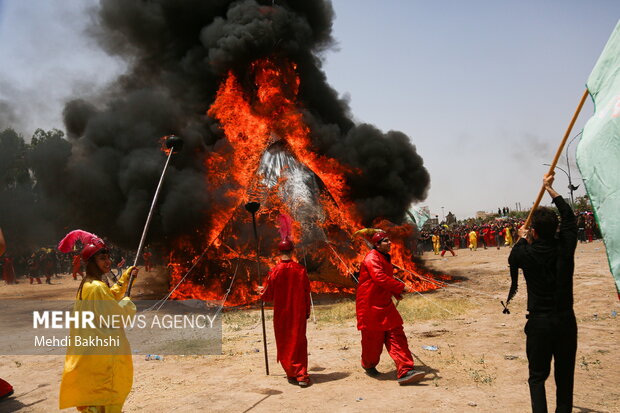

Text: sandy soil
xmin=0 ymin=240 xmax=618 ymax=413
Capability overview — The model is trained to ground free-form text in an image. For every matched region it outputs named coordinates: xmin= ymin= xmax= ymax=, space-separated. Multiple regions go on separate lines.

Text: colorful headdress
xmin=353 ymin=228 xmax=389 ymax=245
xmin=58 ymin=229 xmax=107 ymax=262
xmin=277 ymin=213 xmax=294 ymax=251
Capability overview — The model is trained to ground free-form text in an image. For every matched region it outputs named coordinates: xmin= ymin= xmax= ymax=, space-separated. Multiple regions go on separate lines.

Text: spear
xmin=245 ymin=201 xmax=269 ymax=375
xmin=125 ymin=135 xmax=183 ymax=297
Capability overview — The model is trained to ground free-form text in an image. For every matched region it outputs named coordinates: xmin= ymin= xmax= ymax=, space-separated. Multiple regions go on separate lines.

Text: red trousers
xmin=280 ymin=351 xmax=309 ymax=382
xmin=0 ymin=377 xmax=13 ymax=397
xmin=360 ymin=325 xmax=415 ymax=378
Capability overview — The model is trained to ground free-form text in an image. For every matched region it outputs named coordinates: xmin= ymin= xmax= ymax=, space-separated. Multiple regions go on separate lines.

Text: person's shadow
xmin=371 ymin=351 xmax=441 ymax=386
xmin=1 ymin=384 xmax=50 ymax=412
xmin=241 ymin=389 xmax=283 ymax=413
xmin=573 ymin=407 xmax=608 ymax=413
xmin=373 ymin=364 xmax=440 ymax=386
xmin=1 ymin=397 xmax=47 ymax=412
xmin=309 ymin=372 xmax=351 ymax=384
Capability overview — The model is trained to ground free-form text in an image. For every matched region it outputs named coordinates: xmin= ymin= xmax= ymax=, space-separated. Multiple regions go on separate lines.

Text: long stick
xmin=248 ymin=206 xmax=269 ymax=375
xmin=125 ymin=149 xmax=175 ymax=297
xmin=524 ymin=89 xmax=589 ymax=229
xmin=301 ymin=246 xmax=317 ymax=324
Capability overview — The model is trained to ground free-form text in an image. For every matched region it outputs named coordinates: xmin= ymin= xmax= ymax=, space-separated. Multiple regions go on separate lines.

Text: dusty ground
xmin=0 ymin=240 xmax=618 ymax=413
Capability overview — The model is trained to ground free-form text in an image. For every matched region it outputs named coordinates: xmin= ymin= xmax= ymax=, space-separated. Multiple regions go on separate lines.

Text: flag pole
xmin=524 ymin=89 xmax=589 ymax=229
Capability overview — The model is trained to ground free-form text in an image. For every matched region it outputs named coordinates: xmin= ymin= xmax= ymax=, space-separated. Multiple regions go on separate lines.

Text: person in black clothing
xmin=576 ymin=213 xmax=586 ymax=243
xmin=505 ymin=173 xmax=577 ymax=413
xmin=439 ymin=230 xmax=456 ymax=257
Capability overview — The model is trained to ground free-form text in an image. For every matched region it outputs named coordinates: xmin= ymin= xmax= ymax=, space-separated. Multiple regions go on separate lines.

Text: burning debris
xmin=24 ymin=0 xmax=436 ymax=303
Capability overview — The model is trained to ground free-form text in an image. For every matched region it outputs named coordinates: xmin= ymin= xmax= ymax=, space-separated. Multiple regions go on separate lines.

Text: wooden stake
xmin=524 ymin=89 xmax=590 ymax=229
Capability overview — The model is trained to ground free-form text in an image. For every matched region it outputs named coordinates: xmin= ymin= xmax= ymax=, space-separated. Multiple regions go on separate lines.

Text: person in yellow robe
xmin=431 ymin=232 xmax=441 ymax=255
xmin=57 ymin=230 xmax=139 ymax=413
xmin=468 ymin=230 xmax=478 ymax=251
xmin=504 ymin=225 xmax=513 ymax=247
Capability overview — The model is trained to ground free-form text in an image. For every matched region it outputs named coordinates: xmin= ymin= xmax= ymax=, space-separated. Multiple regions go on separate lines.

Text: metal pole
xmin=125 ymin=149 xmax=174 ymax=297
xmin=125 ymin=135 xmax=183 ymax=297
xmin=543 ymin=163 xmax=573 ymax=206
xmin=565 ymin=132 xmax=582 ymax=208
xmin=246 ymin=202 xmax=269 ymax=375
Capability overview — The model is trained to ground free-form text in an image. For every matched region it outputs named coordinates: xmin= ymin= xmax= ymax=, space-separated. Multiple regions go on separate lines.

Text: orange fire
xmin=164 ymin=57 xmax=446 ymax=305
xmin=159 ymin=135 xmax=174 ymax=156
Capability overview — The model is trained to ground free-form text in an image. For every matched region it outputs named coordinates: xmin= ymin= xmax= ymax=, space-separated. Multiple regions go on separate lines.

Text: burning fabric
xmin=32 ymin=0 xmax=436 ymax=303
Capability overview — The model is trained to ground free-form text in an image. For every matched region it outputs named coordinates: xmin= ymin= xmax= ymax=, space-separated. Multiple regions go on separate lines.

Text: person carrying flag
xmin=506 ymin=173 xmax=578 ymax=413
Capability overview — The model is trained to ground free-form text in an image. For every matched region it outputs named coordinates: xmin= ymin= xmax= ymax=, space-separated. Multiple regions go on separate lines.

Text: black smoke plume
xmin=23 ymin=0 xmax=429 ymax=250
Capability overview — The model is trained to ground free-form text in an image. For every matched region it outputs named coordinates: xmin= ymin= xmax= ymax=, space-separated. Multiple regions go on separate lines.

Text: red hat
xmin=371 ymin=231 xmax=388 ymax=245
xmin=278 ymin=239 xmax=294 ymax=252
xmin=58 ymin=230 xmax=107 ymax=262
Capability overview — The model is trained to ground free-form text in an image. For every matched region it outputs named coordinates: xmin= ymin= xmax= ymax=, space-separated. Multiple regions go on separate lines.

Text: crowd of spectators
xmin=416 ymin=210 xmax=599 ymax=255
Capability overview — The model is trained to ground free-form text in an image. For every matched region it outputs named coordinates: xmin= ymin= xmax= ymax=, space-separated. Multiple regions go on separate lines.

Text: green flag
xmin=576 ymin=20 xmax=620 ymax=299
xmin=406 ymin=205 xmax=430 ymax=228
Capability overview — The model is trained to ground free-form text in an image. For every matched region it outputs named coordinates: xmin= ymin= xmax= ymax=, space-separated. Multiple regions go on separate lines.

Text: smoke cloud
xmin=19 ymin=0 xmax=429 ymax=249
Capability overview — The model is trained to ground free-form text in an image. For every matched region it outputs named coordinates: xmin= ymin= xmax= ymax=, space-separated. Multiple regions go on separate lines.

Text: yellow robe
xmin=468 ymin=231 xmax=478 ymax=250
xmin=504 ymin=227 xmax=513 ymax=246
xmin=59 ymin=269 xmax=136 ymax=410
xmin=431 ymin=234 xmax=440 ymax=255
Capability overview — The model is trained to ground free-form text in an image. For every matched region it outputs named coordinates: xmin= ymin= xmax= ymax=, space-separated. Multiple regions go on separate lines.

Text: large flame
xmin=165 ymin=57 xmax=446 ymax=305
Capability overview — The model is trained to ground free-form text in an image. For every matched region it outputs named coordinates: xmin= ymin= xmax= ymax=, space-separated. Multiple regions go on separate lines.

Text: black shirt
xmin=507 ymin=196 xmax=577 ymax=314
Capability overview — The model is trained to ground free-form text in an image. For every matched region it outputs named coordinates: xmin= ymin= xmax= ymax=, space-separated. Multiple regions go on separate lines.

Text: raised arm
xmin=544 ymin=173 xmax=577 ymax=248
xmin=543 ymin=173 xmax=560 ymax=199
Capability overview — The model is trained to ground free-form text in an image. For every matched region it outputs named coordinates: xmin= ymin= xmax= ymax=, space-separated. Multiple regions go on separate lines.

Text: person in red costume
xmin=142 ymin=250 xmax=153 ymax=272
xmin=356 ymin=230 xmax=426 ymax=385
xmin=2 ymin=256 xmax=16 ymax=284
xmin=260 ymin=238 xmax=311 ymax=387
xmin=0 ymin=227 xmax=15 ymax=401
xmin=71 ymin=253 xmax=83 ymax=280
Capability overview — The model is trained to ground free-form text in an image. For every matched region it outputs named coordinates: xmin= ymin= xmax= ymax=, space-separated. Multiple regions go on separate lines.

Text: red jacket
xmin=261 ymin=260 xmax=310 ymax=363
xmin=356 ymin=249 xmax=405 ymax=331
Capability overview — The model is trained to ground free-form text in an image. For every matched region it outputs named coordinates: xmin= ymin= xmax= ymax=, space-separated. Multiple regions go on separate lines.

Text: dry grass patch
xmin=397 ymin=294 xmax=477 ymax=321
xmin=222 ymin=308 xmax=265 ymax=332
xmin=312 ymin=293 xmax=477 ymax=325
xmin=219 ymin=292 xmax=477 ymax=332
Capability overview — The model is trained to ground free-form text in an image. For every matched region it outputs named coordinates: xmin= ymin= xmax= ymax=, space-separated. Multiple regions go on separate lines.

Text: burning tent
xmin=30 ymin=0 xmax=437 ymax=304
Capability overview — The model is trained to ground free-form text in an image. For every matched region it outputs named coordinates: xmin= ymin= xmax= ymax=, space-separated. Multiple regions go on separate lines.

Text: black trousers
xmin=525 ymin=313 xmax=577 ymax=413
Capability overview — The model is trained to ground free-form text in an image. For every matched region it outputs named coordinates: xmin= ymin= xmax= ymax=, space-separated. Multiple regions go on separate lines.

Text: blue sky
xmin=0 ymin=1 xmax=618 ymax=218
xmin=323 ymin=1 xmax=619 ymax=218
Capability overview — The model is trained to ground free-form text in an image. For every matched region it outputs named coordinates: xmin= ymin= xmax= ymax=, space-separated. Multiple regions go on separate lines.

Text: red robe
xmin=143 ymin=252 xmax=152 ymax=271
xmin=71 ymin=254 xmax=82 ymax=279
xmin=261 ymin=259 xmax=310 ymax=382
xmin=482 ymin=228 xmax=492 ymax=246
xmin=356 ymin=249 xmax=404 ymax=331
xmin=2 ymin=257 xmax=15 ymax=284
xmin=356 ymin=249 xmax=415 ymax=378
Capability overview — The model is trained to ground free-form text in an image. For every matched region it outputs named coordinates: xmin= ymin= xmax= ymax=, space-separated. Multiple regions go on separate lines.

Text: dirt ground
xmin=0 ymin=240 xmax=618 ymax=413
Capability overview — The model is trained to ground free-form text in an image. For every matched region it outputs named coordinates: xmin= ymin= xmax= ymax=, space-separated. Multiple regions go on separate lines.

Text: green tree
xmin=30 ymin=128 xmax=65 ymax=147
xmin=573 ymin=195 xmax=592 ymax=213
xmin=0 ymin=128 xmax=32 ymax=190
